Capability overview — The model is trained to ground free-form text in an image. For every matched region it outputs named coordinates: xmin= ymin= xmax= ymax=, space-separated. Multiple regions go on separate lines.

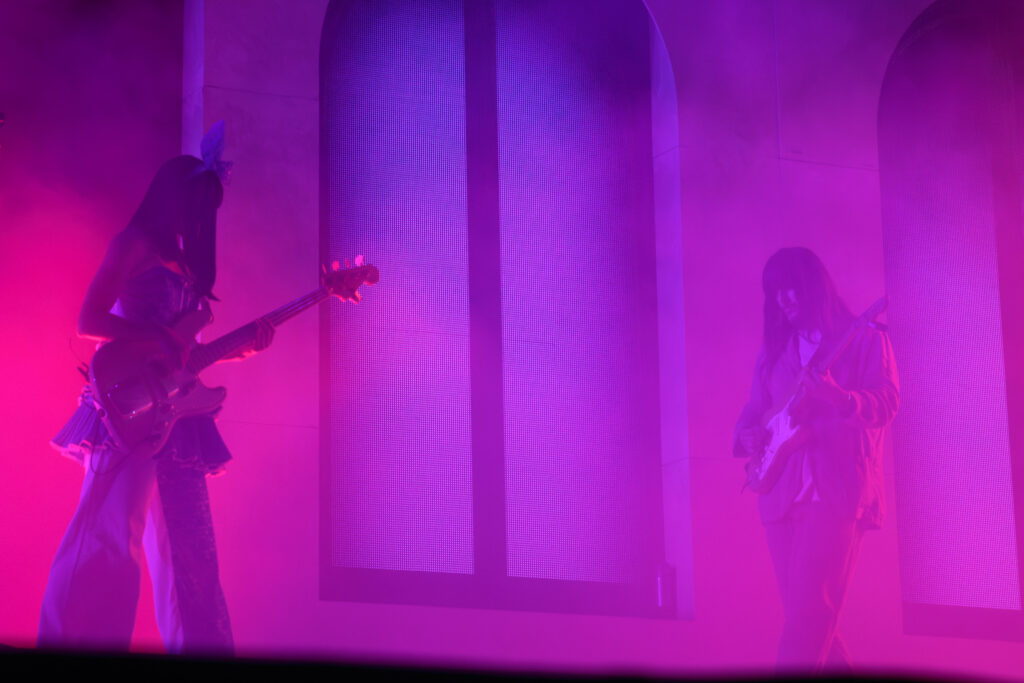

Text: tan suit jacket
xmin=733 ymin=326 xmax=900 ymax=528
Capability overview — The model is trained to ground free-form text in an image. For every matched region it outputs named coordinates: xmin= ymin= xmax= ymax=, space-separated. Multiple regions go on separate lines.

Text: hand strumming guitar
xmin=738 ymin=426 xmax=769 ymax=457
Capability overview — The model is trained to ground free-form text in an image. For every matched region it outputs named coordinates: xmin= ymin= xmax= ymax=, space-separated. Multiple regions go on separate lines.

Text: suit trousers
xmin=38 ymin=446 xmax=233 ymax=654
xmin=763 ymin=500 xmax=863 ymax=673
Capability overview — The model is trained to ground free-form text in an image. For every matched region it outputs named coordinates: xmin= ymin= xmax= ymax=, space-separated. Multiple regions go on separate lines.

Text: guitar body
xmin=744 ymin=396 xmax=811 ymax=493
xmin=89 ymin=308 xmax=227 ymax=459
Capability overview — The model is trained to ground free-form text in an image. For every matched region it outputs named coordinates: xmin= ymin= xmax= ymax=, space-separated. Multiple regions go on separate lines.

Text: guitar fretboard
xmin=810 ymin=297 xmax=887 ymax=374
xmin=186 ymin=287 xmax=330 ymax=372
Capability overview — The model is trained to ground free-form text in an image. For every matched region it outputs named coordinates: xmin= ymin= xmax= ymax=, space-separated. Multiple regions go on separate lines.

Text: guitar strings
xmin=267 ymin=288 xmax=327 ymax=325
xmin=189 ymin=289 xmax=329 ymax=372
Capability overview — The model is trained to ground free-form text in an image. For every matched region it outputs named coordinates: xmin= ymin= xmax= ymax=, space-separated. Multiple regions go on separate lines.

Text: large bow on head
xmin=197 ymin=120 xmax=233 ymax=183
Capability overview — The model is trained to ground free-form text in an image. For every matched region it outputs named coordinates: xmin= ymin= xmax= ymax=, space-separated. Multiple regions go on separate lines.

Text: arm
xmin=78 ymin=230 xmax=153 ymax=341
xmin=78 ymin=229 xmax=187 ymax=366
xmin=844 ymin=327 xmax=900 ymax=429
xmin=733 ymin=346 xmax=770 ymax=457
xmin=801 ymin=327 xmax=899 ymax=429
xmin=214 ymin=317 xmax=275 ymax=363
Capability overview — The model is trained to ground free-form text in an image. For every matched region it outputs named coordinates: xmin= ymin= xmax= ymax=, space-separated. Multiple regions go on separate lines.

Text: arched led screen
xmin=880 ymin=22 xmax=1024 ymax=638
xmin=321 ymin=0 xmax=673 ymax=616
xmin=322 ymin=0 xmax=475 ymax=576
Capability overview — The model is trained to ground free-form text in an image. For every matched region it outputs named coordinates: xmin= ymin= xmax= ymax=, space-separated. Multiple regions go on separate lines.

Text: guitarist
xmin=733 ymin=247 xmax=899 ymax=673
xmin=39 ymin=149 xmax=271 ymax=654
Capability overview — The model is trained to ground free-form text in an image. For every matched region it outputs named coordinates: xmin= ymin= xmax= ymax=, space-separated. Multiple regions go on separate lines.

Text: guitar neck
xmin=809 ymin=321 xmax=861 ymax=376
xmin=813 ymin=317 xmax=870 ymax=374
xmin=187 ymin=287 xmax=330 ymax=372
xmin=807 ymin=297 xmax=886 ymax=375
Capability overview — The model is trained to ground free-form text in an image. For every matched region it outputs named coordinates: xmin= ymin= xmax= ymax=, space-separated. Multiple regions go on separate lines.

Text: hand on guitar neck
xmin=219 ymin=317 xmax=275 ymax=362
xmin=140 ymin=305 xmax=273 ymax=367
xmin=215 ymin=256 xmax=366 ymax=362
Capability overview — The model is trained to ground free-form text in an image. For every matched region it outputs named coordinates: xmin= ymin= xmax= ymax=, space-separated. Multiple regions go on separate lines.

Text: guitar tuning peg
xmin=331 ymin=260 xmax=340 ymax=271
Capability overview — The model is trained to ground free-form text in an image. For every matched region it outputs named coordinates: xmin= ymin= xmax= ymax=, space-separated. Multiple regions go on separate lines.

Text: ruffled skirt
xmin=51 ymin=386 xmax=232 ymax=476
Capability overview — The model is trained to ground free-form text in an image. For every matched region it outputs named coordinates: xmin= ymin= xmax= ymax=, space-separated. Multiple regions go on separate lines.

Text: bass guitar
xmin=743 ymin=296 xmax=887 ymax=493
xmin=88 ymin=259 xmax=378 ymax=459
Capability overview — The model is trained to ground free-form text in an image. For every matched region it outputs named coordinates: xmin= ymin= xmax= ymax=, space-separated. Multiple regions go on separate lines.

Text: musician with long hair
xmin=39 ymin=139 xmax=272 ymax=654
xmin=733 ymin=247 xmax=899 ymax=672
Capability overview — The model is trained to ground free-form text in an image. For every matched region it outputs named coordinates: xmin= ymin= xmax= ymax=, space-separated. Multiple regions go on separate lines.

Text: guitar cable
xmin=67 ymin=335 xmax=89 ymax=381
xmin=87 ymin=423 xmax=133 ymax=477
xmin=69 ymin=336 xmax=134 ymax=476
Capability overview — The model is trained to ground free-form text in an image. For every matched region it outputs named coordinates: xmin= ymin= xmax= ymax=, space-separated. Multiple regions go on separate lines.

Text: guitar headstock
xmin=859 ymin=295 xmax=888 ymax=325
xmin=856 ymin=294 xmax=888 ymax=327
xmin=321 ymin=255 xmax=379 ymax=303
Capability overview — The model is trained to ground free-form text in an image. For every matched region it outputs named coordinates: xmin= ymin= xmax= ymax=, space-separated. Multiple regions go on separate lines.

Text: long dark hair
xmin=128 ymin=155 xmax=223 ymax=298
xmin=761 ymin=247 xmax=853 ymax=369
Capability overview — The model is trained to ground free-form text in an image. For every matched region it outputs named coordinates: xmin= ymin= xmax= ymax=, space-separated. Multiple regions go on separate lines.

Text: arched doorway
xmin=879 ymin=0 xmax=1024 ymax=640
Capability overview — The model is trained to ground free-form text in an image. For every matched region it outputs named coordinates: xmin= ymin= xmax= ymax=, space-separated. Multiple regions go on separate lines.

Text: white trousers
xmin=38 ymin=447 xmax=231 ymax=654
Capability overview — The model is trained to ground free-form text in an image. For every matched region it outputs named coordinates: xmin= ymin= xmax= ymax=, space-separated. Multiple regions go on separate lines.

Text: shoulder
xmin=850 ymin=322 xmax=897 ymax=368
xmin=109 ymin=226 xmax=151 ymax=255
xmin=104 ymin=227 xmax=158 ymax=274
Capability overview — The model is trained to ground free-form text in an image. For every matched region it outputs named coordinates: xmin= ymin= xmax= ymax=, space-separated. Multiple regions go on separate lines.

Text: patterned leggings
xmin=38 ymin=448 xmax=233 ymax=654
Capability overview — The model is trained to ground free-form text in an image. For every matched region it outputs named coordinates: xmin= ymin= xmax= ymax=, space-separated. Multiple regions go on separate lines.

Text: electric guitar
xmin=88 ymin=259 xmax=379 ymax=459
xmin=743 ymin=296 xmax=887 ymax=494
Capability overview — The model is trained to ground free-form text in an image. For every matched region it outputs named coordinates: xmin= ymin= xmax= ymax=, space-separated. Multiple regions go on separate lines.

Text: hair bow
xmin=197 ymin=120 xmax=233 ymax=183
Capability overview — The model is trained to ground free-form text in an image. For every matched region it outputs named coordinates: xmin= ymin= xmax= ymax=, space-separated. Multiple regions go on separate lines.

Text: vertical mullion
xmin=464 ymin=0 xmax=506 ymax=580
